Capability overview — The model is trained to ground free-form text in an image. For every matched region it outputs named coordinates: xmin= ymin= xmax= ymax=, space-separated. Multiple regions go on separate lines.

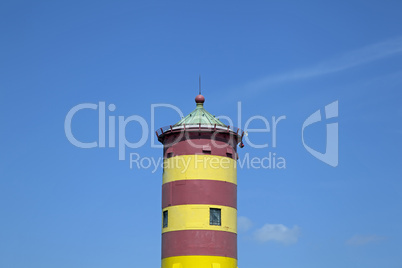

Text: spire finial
xmin=195 ymin=74 xmax=205 ymax=104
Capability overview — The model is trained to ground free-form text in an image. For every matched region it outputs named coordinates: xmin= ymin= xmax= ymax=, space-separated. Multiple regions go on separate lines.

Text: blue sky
xmin=1 ymin=1 xmax=402 ymax=267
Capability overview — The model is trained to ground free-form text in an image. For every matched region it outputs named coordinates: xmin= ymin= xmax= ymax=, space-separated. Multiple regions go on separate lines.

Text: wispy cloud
xmin=238 ymin=216 xmax=253 ymax=232
xmin=254 ymin=223 xmax=300 ymax=245
xmin=346 ymin=234 xmax=386 ymax=246
xmin=244 ymin=36 xmax=402 ymax=92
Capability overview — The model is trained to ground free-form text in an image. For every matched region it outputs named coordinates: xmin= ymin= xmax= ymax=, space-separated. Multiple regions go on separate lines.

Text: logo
xmin=302 ymin=101 xmax=339 ymax=167
xmin=63 ymin=100 xmax=339 ymax=171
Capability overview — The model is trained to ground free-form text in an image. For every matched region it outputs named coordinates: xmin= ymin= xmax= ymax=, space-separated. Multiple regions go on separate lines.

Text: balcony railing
xmin=155 ymin=124 xmax=244 ymax=138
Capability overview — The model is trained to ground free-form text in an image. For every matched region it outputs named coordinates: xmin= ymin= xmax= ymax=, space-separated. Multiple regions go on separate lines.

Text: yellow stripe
xmin=163 ymin=155 xmax=237 ymax=185
xmin=162 ymin=255 xmax=237 ymax=268
xmin=162 ymin=204 xmax=237 ymax=234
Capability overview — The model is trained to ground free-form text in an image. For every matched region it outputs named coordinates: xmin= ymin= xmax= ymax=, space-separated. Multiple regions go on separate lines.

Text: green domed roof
xmin=173 ymin=95 xmax=227 ymax=127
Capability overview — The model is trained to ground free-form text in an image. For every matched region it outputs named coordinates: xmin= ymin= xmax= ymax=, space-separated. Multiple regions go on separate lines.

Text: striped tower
xmin=156 ymin=94 xmax=244 ymax=268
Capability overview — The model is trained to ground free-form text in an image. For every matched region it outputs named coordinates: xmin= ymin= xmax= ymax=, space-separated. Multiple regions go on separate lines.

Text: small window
xmin=166 ymin=147 xmax=174 ymax=158
xmin=202 ymin=145 xmax=211 ymax=155
xmin=203 ymin=145 xmax=212 ymax=152
xmin=226 ymin=147 xmax=233 ymax=158
xmin=163 ymin=210 xmax=168 ymax=228
xmin=210 ymin=208 xmax=221 ymax=226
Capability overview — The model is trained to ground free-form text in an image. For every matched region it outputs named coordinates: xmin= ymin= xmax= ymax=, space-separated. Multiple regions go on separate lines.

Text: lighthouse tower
xmin=156 ymin=94 xmax=244 ymax=268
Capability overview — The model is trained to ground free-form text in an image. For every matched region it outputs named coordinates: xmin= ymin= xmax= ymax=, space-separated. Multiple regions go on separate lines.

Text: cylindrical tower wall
xmin=160 ymin=128 xmax=240 ymax=268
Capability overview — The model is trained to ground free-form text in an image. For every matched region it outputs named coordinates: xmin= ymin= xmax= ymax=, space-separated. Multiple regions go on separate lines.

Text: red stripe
xmin=162 ymin=180 xmax=237 ymax=209
xmin=162 ymin=132 xmax=238 ymax=160
xmin=162 ymin=230 xmax=237 ymax=259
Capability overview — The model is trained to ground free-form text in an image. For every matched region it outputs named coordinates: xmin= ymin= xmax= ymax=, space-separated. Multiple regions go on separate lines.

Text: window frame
xmin=209 ymin=208 xmax=222 ymax=226
xmin=163 ymin=210 xmax=168 ymax=228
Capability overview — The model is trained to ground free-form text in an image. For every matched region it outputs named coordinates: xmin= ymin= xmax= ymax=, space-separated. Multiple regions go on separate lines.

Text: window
xmin=166 ymin=147 xmax=174 ymax=158
xmin=209 ymin=208 xmax=221 ymax=226
xmin=203 ymin=145 xmax=212 ymax=155
xmin=226 ymin=147 xmax=233 ymax=158
xmin=163 ymin=210 xmax=168 ymax=228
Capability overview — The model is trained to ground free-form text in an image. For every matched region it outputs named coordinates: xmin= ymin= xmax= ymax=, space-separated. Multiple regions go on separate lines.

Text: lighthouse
xmin=156 ymin=93 xmax=244 ymax=268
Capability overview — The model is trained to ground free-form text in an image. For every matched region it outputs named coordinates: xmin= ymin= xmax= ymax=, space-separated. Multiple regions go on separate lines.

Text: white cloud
xmin=346 ymin=235 xmax=386 ymax=246
xmin=254 ymin=223 xmax=300 ymax=245
xmin=238 ymin=216 xmax=253 ymax=232
xmin=243 ymin=36 xmax=402 ymax=92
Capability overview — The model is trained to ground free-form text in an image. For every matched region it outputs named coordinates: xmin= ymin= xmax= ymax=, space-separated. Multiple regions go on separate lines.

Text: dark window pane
xmin=163 ymin=210 xmax=168 ymax=228
xmin=210 ymin=208 xmax=221 ymax=226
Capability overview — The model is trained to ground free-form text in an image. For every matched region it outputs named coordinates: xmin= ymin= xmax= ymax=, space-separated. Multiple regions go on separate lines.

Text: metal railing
xmin=155 ymin=124 xmax=244 ymax=138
